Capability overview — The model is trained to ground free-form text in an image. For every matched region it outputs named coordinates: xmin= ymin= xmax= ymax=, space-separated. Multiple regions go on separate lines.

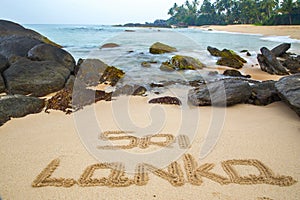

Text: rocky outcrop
xmin=207 ymin=46 xmax=247 ymax=69
xmin=188 ymin=79 xmax=251 ymax=106
xmin=28 ymin=43 xmax=75 ymax=71
xmin=248 ymin=81 xmax=280 ymax=106
xmin=100 ymin=43 xmax=120 ymax=49
xmin=271 ymin=43 xmax=291 ymax=57
xmin=0 ymin=75 xmax=5 ymax=93
xmin=0 ymin=95 xmax=45 ymax=126
xmin=223 ymin=69 xmax=251 ymax=78
xmin=0 ymin=20 xmax=61 ymax=48
xmin=281 ymin=55 xmax=300 ymax=74
xmin=275 ymin=74 xmax=300 ymax=117
xmin=160 ymin=55 xmax=205 ymax=71
xmin=149 ymin=42 xmax=177 ymax=54
xmin=99 ymin=66 xmax=125 ymax=86
xmin=149 ymin=96 xmax=182 ymax=105
xmin=257 ymin=47 xmax=289 ymax=75
xmin=3 ymin=57 xmax=71 ymax=97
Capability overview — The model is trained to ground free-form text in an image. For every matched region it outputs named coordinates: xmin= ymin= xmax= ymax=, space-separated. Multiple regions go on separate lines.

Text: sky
xmin=1 ymin=0 xmax=188 ymax=25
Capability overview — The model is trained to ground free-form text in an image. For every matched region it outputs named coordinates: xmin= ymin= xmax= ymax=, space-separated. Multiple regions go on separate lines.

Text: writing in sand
xmin=32 ymin=132 xmax=297 ymax=188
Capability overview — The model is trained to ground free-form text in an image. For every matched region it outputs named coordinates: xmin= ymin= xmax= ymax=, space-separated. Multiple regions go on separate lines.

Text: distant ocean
xmin=24 ymin=24 xmax=300 ymax=85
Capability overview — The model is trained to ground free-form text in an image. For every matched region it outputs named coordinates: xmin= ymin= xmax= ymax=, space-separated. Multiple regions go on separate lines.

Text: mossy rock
xmin=171 ymin=55 xmax=205 ymax=70
xmin=100 ymin=66 xmax=125 ymax=86
xmin=149 ymin=42 xmax=177 ymax=54
xmin=160 ymin=61 xmax=176 ymax=72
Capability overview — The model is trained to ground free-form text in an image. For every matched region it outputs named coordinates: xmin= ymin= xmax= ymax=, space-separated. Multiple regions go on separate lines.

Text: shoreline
xmin=189 ymin=24 xmax=300 ymax=40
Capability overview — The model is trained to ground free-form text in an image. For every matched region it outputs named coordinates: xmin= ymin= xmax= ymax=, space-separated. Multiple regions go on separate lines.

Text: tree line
xmin=167 ymin=0 xmax=300 ymax=25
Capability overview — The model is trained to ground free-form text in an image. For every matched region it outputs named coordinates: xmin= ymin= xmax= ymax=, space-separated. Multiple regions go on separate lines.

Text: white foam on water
xmin=260 ymin=35 xmax=300 ymax=44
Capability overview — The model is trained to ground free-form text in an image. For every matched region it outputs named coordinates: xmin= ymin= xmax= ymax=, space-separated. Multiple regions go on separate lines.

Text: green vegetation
xmin=167 ymin=0 xmax=300 ymax=25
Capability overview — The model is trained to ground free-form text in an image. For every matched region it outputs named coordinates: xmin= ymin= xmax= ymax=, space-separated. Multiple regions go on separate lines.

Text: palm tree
xmin=260 ymin=0 xmax=279 ymax=19
xmin=280 ymin=0 xmax=295 ymax=24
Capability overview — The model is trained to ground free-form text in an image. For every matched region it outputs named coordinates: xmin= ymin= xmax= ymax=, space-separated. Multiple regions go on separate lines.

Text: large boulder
xmin=271 ymin=43 xmax=291 ymax=57
xmin=28 ymin=43 xmax=75 ymax=71
xmin=75 ymin=59 xmax=108 ymax=86
xmin=0 ymin=20 xmax=61 ymax=48
xmin=0 ymin=95 xmax=45 ymax=126
xmin=248 ymin=80 xmax=280 ymax=106
xmin=0 ymin=36 xmax=42 ymax=58
xmin=257 ymin=47 xmax=289 ymax=75
xmin=207 ymin=46 xmax=247 ymax=69
xmin=188 ymin=79 xmax=252 ymax=106
xmin=275 ymin=74 xmax=300 ymax=117
xmin=171 ymin=55 xmax=205 ymax=70
xmin=149 ymin=42 xmax=177 ymax=54
xmin=3 ymin=57 xmax=70 ymax=97
xmin=99 ymin=66 xmax=125 ymax=86
xmin=281 ymin=55 xmax=300 ymax=74
xmin=0 ymin=54 xmax=8 ymax=72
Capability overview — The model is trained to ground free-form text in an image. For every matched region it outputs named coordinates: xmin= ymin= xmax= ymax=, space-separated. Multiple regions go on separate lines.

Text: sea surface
xmin=24 ymin=24 xmax=300 ymax=85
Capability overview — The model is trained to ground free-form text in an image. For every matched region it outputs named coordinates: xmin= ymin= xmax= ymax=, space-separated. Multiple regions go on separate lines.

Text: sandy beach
xmin=190 ymin=24 xmax=300 ymax=40
xmin=0 ymin=87 xmax=299 ymax=199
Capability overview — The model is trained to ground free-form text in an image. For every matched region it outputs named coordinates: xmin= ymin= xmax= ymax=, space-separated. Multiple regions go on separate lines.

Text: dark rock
xmin=149 ymin=96 xmax=182 ymax=105
xmin=160 ymin=62 xmax=175 ymax=72
xmin=149 ymin=42 xmax=177 ymax=54
xmin=223 ymin=69 xmax=251 ymax=78
xmin=132 ymin=86 xmax=147 ymax=96
xmin=113 ymin=85 xmax=146 ymax=96
xmin=125 ymin=30 xmax=135 ymax=32
xmin=65 ymin=75 xmax=75 ymax=90
xmin=0 ymin=95 xmax=45 ymax=126
xmin=246 ymin=52 xmax=252 ymax=56
xmin=240 ymin=50 xmax=248 ymax=53
xmin=248 ymin=80 xmax=280 ymax=106
xmin=257 ymin=47 xmax=289 ymax=75
xmin=0 ymin=54 xmax=8 ymax=72
xmin=3 ymin=57 xmax=70 ymax=97
xmin=76 ymin=59 xmax=108 ymax=86
xmin=99 ymin=66 xmax=125 ymax=86
xmin=271 ymin=43 xmax=291 ymax=57
xmin=150 ymin=83 xmax=164 ymax=88
xmin=0 ymin=36 xmax=42 ymax=58
xmin=141 ymin=61 xmax=151 ymax=68
xmin=207 ymin=46 xmax=246 ymax=69
xmin=171 ymin=55 xmax=205 ymax=70
xmin=100 ymin=43 xmax=120 ymax=49
xmin=28 ymin=43 xmax=75 ymax=71
xmin=188 ymin=79 xmax=251 ymax=106
xmin=0 ymin=20 xmax=61 ymax=48
xmin=189 ymin=79 xmax=205 ymax=87
xmin=0 ymin=75 xmax=5 ymax=93
xmin=281 ymin=56 xmax=300 ymax=74
xmin=275 ymin=74 xmax=300 ymax=117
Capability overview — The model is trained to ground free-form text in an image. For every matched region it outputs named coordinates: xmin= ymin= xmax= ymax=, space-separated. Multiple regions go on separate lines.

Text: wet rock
xmin=0 ymin=36 xmax=42 ymax=58
xmin=149 ymin=96 xmax=182 ymax=105
xmin=189 ymin=79 xmax=206 ymax=87
xmin=65 ymin=75 xmax=75 ymax=90
xmin=150 ymin=83 xmax=164 ymax=88
xmin=271 ymin=43 xmax=291 ymax=57
xmin=99 ymin=66 xmax=125 ymax=86
xmin=171 ymin=55 xmax=205 ymax=70
xmin=246 ymin=52 xmax=252 ymax=56
xmin=281 ymin=56 xmax=300 ymax=74
xmin=3 ymin=57 xmax=70 ymax=97
xmin=100 ymin=43 xmax=120 ymax=49
xmin=141 ymin=61 xmax=151 ymax=68
xmin=257 ymin=47 xmax=289 ymax=75
xmin=113 ymin=85 xmax=147 ymax=96
xmin=28 ymin=43 xmax=75 ymax=71
xmin=0 ymin=95 xmax=45 ymax=126
xmin=188 ymin=79 xmax=251 ymax=106
xmin=76 ymin=59 xmax=108 ymax=86
xmin=149 ymin=42 xmax=177 ymax=54
xmin=160 ymin=62 xmax=175 ymax=72
xmin=0 ymin=54 xmax=8 ymax=72
xmin=223 ymin=69 xmax=251 ymax=78
xmin=275 ymin=74 xmax=300 ymax=117
xmin=208 ymin=46 xmax=246 ymax=69
xmin=248 ymin=81 xmax=280 ymax=106
xmin=0 ymin=20 xmax=61 ymax=48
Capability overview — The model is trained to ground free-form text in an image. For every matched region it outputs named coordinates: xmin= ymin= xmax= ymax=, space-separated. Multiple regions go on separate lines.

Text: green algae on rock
xmin=149 ymin=42 xmax=177 ymax=54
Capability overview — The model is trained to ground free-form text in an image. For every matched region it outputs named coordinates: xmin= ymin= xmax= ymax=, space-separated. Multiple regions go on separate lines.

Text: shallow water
xmin=24 ymin=24 xmax=300 ymax=85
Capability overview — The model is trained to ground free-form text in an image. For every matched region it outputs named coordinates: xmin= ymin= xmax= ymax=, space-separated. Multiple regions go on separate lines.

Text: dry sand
xmin=0 ymin=88 xmax=299 ymax=199
xmin=190 ymin=24 xmax=300 ymax=40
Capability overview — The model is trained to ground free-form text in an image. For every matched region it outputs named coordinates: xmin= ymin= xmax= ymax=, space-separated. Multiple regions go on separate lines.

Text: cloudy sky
xmin=1 ymin=0 xmax=188 ymax=25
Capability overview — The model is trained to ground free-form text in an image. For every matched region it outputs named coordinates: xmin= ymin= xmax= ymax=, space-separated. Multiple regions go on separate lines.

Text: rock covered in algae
xmin=149 ymin=42 xmax=177 ymax=54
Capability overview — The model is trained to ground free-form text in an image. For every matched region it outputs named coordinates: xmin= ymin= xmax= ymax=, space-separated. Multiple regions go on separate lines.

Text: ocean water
xmin=24 ymin=24 xmax=300 ymax=85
